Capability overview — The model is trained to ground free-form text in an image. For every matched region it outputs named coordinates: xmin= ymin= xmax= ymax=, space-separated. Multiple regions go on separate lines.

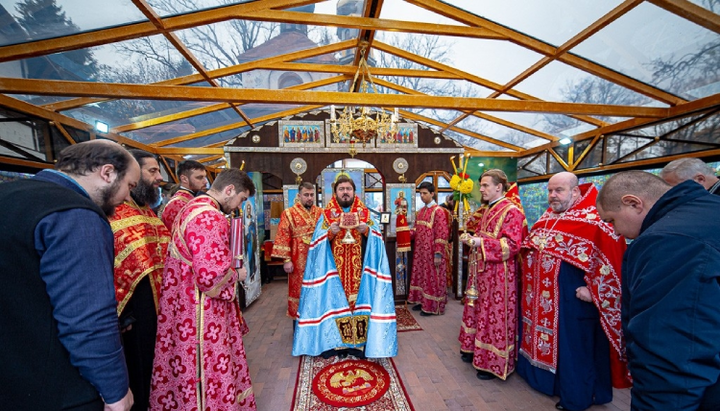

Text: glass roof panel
xmin=377 ymin=0 xmax=463 ymax=26
xmin=2 ymin=34 xmax=197 ymax=83
xmin=374 ymin=30 xmax=543 ymax=86
xmin=218 ymin=70 xmax=340 ymax=90
xmin=294 ymin=49 xmax=354 ymax=65
xmin=0 ymin=0 xmax=146 ymax=47
xmin=514 ymin=60 xmax=662 ymax=114
xmin=122 ymin=107 xmax=241 ymax=144
xmin=487 ymin=111 xmax=597 ymax=139
xmin=375 ymin=76 xmax=494 ymax=98
xmin=247 ymin=103 xmax=310 ymax=119
xmin=8 ymin=94 xmax=73 ymax=105
xmin=444 ymin=0 xmax=625 ymax=46
xmin=456 ymin=115 xmax=548 ymax=149
xmin=63 ymin=101 xmax=222 ymax=130
xmin=175 ymin=20 xmax=347 ymax=71
xmin=168 ymin=125 xmax=250 ymax=148
xmin=571 ymin=2 xmax=719 ymax=101
xmin=444 ymin=129 xmax=513 ymax=152
xmin=145 ymin=0 xmax=254 ymax=17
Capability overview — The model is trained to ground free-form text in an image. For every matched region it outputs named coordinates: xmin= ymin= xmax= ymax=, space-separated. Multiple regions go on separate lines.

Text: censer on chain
xmin=460 ymin=232 xmax=480 ymax=307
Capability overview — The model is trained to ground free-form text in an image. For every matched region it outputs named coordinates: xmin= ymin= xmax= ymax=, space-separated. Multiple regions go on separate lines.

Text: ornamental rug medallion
xmin=291 ymin=356 xmax=414 ymax=411
xmin=395 ymin=306 xmax=422 ymax=333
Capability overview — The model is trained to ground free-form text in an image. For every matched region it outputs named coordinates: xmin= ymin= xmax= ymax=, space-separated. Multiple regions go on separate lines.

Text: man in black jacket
xmin=597 ymin=170 xmax=720 ymax=411
xmin=0 ymin=140 xmax=139 ymax=411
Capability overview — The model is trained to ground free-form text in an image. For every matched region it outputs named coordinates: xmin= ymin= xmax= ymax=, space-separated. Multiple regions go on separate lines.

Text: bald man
xmin=597 ymin=171 xmax=720 ymax=411
xmin=660 ymin=157 xmax=720 ymax=195
xmin=517 ymin=172 xmax=630 ymax=411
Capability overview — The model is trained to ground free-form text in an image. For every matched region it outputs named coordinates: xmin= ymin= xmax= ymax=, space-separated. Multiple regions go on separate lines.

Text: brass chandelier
xmin=329 ymin=45 xmax=398 ymax=156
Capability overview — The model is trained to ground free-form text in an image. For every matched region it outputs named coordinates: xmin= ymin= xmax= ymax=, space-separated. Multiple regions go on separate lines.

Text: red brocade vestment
xmin=324 ymin=195 xmax=370 ymax=310
xmin=150 ymin=196 xmax=256 ymax=410
xmin=110 ymin=201 xmax=170 ymax=315
xmin=271 ymin=202 xmax=322 ymax=318
xmin=520 ymin=183 xmax=631 ymax=388
xmin=408 ymin=204 xmax=450 ymax=314
xmin=160 ymin=188 xmax=193 ymax=231
xmin=459 ymin=197 xmax=526 ymax=380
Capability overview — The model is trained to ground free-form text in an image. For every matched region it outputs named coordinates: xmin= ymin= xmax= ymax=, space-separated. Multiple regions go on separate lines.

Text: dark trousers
xmin=120 ymin=277 xmax=157 ymax=411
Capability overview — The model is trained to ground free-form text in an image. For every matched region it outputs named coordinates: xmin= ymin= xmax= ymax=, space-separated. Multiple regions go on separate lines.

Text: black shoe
xmin=338 ymin=351 xmax=348 ymax=359
xmin=419 ymin=311 xmax=433 ymax=316
xmin=476 ymin=370 xmax=496 ymax=380
xmin=320 ymin=350 xmax=334 ymax=359
xmin=347 ymin=348 xmax=366 ymax=359
xmin=461 ymin=352 xmax=473 ymax=363
xmin=554 ymin=403 xmax=565 ymax=410
xmin=411 ymin=304 xmax=422 ymax=311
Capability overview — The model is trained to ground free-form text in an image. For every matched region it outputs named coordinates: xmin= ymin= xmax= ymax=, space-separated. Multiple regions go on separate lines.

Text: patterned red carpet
xmin=291 ymin=355 xmax=414 ymax=411
xmin=395 ymin=305 xmax=422 ymax=332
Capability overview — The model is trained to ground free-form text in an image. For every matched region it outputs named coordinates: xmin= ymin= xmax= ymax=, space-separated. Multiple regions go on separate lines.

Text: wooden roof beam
xmin=489 ymin=0 xmax=643 ymax=99
xmin=0 ymin=0 xmax=322 ymax=63
xmin=373 ymin=77 xmax=558 ymax=142
xmin=646 ymin=0 xmax=720 ymax=34
xmin=373 ymin=40 xmax=605 ymax=127
xmin=406 ymin=0 xmax=686 ymax=106
xmin=520 ymin=93 xmax=720 ymax=157
xmin=399 ymin=110 xmax=524 ymax=152
xmin=0 ymin=94 xmax=155 ymax=152
xmin=153 ymin=105 xmax=324 ymax=147
xmin=43 ymin=40 xmax=356 ymax=112
xmin=0 ymin=78 xmax=670 ymax=118
xmin=243 ymin=9 xmax=505 ymax=40
xmin=115 ymin=76 xmax=346 ymax=135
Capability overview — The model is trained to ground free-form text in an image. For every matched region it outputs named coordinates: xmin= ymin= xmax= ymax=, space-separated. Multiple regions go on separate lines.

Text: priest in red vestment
xmin=271 ymin=182 xmax=322 ymax=320
xmin=150 ymin=169 xmax=257 ymax=411
xmin=110 ymin=150 xmax=171 ymax=411
xmin=293 ymin=174 xmax=397 ymax=359
xmin=517 ymin=172 xmax=630 ymax=411
xmin=408 ymin=182 xmax=451 ymax=316
xmin=459 ymin=169 xmax=526 ymax=381
xmin=160 ymin=160 xmax=207 ymax=230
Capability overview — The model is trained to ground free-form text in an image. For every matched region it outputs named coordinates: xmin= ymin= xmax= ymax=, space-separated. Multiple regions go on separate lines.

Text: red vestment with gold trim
xmin=150 ymin=196 xmax=256 ymax=410
xmin=271 ymin=202 xmax=322 ymax=318
xmin=160 ymin=188 xmax=193 ymax=231
xmin=323 ymin=195 xmax=369 ymax=310
xmin=110 ymin=201 xmax=170 ymax=315
xmin=395 ymin=214 xmax=411 ymax=252
xmin=520 ymin=183 xmax=631 ymax=388
xmin=459 ymin=197 xmax=526 ymax=380
xmin=408 ymin=204 xmax=450 ymax=314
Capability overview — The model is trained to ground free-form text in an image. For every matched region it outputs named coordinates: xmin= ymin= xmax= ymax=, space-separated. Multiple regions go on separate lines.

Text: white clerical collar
xmin=424 ymin=200 xmax=437 ymax=208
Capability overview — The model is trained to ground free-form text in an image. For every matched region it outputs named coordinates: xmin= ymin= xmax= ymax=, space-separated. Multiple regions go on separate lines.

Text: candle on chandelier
xmin=330 ymin=105 xmax=336 ymax=121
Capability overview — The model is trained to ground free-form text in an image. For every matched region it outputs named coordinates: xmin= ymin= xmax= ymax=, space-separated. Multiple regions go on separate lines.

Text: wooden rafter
xmin=523 ymin=93 xmax=720 ymax=157
xmin=405 ymin=0 xmax=686 ymax=106
xmin=372 ymin=40 xmax=606 ymax=127
xmin=0 ymin=77 xmax=670 ymax=118
xmin=153 ymin=105 xmax=324 ymax=147
xmin=646 ymin=0 xmax=720 ymax=34
xmin=373 ymin=77 xmax=558 ymax=143
xmin=0 ymin=94 xmax=155 ymax=152
xmin=0 ymin=0 xmax=322 ymax=63
xmin=42 ymin=40 xmax=356 ymax=112
xmin=487 ymin=0 xmax=644 ymax=99
xmin=398 ymin=110 xmax=524 ymax=152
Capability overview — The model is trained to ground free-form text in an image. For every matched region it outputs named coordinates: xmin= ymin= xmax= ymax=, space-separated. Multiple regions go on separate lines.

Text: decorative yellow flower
xmin=449 ymin=174 xmax=461 ymax=190
xmin=459 ymin=179 xmax=473 ymax=194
